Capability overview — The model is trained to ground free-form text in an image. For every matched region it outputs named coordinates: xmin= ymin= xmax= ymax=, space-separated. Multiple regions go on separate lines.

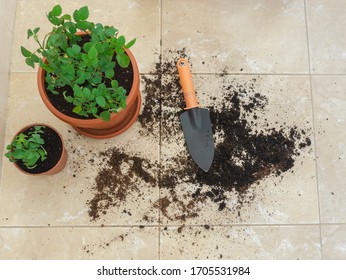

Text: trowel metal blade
xmin=180 ymin=107 xmax=214 ymax=172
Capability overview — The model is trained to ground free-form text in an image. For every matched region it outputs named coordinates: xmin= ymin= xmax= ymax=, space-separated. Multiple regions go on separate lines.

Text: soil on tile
xmin=82 ymin=233 xmax=128 ymax=256
xmin=14 ymin=126 xmax=63 ymax=174
xmin=87 ymin=148 xmax=156 ymax=221
xmin=86 ymin=48 xmax=312 ymax=223
xmin=139 ymin=49 xmax=311 ymax=221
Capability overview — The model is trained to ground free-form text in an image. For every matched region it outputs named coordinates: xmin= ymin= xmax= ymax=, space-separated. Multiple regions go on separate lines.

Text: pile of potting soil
xmin=86 ymin=50 xmax=311 ymax=222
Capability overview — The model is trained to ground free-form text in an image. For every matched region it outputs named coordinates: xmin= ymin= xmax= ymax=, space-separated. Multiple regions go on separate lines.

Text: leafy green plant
xmin=21 ymin=5 xmax=136 ymax=121
xmin=5 ymin=126 xmax=47 ymax=169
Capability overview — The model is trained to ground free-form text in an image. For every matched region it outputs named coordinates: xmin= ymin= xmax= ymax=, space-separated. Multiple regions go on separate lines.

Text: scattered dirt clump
xmin=87 ymin=148 xmax=156 ymax=221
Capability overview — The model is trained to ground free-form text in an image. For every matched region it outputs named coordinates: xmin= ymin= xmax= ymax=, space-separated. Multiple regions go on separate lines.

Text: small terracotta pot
xmin=11 ymin=124 xmax=68 ymax=176
xmin=37 ymin=35 xmax=141 ymax=139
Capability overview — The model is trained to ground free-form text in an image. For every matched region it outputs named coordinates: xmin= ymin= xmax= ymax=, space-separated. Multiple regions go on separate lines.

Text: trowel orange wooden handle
xmin=177 ymin=58 xmax=199 ymax=110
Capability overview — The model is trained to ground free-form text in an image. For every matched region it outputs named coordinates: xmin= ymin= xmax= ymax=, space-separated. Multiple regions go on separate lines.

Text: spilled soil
xmin=87 ymin=149 xmax=156 ymax=221
xmin=85 ymin=49 xmax=312 ymax=223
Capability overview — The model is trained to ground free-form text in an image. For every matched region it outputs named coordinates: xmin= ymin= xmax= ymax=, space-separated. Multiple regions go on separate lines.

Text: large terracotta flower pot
xmin=37 ymin=48 xmax=141 ymax=139
xmin=11 ymin=124 xmax=68 ymax=176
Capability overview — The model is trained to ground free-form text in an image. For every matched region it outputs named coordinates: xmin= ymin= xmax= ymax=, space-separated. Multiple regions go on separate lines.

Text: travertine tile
xmin=0 ymin=0 xmax=4 ymax=20
xmin=0 ymin=114 xmax=5 ymax=185
xmin=0 ymin=20 xmax=12 ymax=74
xmin=3 ymin=0 xmax=17 ymax=31
xmin=306 ymin=0 xmax=346 ymax=73
xmin=0 ymin=226 xmax=158 ymax=259
xmin=160 ymin=225 xmax=321 ymax=259
xmin=312 ymin=75 xmax=346 ymax=223
xmin=160 ymin=73 xmax=318 ymax=225
xmin=0 ymin=73 xmax=160 ymax=226
xmin=162 ymin=0 xmax=309 ymax=74
xmin=321 ymin=225 xmax=346 ymax=260
xmin=4 ymin=0 xmax=346 ymax=261
xmin=11 ymin=0 xmax=160 ymax=73
xmin=0 ymin=71 xmax=9 ymax=117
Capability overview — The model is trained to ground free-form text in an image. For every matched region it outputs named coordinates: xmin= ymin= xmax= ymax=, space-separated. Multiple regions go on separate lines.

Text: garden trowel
xmin=177 ymin=58 xmax=214 ymax=172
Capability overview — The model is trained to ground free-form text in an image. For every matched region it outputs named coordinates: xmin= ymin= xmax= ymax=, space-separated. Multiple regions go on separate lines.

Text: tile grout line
xmin=1 ymin=222 xmax=343 ymax=230
xmin=303 ymin=0 xmax=323 ymax=260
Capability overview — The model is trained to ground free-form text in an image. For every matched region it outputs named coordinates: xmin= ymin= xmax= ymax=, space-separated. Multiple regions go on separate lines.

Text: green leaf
xmin=73 ymin=105 xmax=82 ymax=114
xmin=105 ymin=69 xmax=114 ymax=79
xmin=25 ymin=57 xmax=35 ymax=68
xmin=105 ymin=61 xmax=115 ymax=70
xmin=34 ymin=126 xmax=44 ymax=132
xmin=26 ymin=153 xmax=40 ymax=169
xmin=72 ymin=44 xmax=81 ymax=54
xmin=27 ymin=152 xmax=35 ymax=160
xmin=81 ymin=53 xmax=89 ymax=63
xmin=61 ymin=14 xmax=71 ymax=21
xmin=33 ymin=27 xmax=40 ymax=34
xmin=91 ymin=108 xmax=98 ymax=115
xmin=73 ymin=6 xmax=89 ymax=21
xmin=100 ymin=110 xmax=110 ymax=121
xmin=73 ymin=85 xmax=83 ymax=98
xmin=75 ymin=77 xmax=85 ymax=84
xmin=115 ymin=47 xmax=125 ymax=54
xmin=66 ymin=48 xmax=75 ymax=58
xmin=117 ymin=35 xmax=125 ymax=47
xmin=48 ymin=15 xmax=61 ymax=25
xmin=124 ymin=38 xmax=136 ymax=49
xmin=96 ymin=96 xmax=106 ymax=107
xmin=91 ymin=74 xmax=102 ymax=84
xmin=76 ymin=21 xmax=88 ymax=30
xmin=96 ymin=43 xmax=106 ymax=54
xmin=39 ymin=61 xmax=54 ymax=73
xmin=84 ymin=72 xmax=92 ymax=80
xmin=79 ymin=6 xmax=89 ymax=20
xmin=116 ymin=53 xmax=130 ymax=68
xmin=27 ymin=29 xmax=34 ymax=39
xmin=51 ymin=5 xmax=62 ymax=17
xmin=31 ymin=135 xmax=44 ymax=145
xmin=83 ymin=88 xmax=91 ymax=99
xmin=88 ymin=46 xmax=98 ymax=60
xmin=104 ymin=48 xmax=114 ymax=56
xmin=65 ymin=95 xmax=74 ymax=103
xmin=104 ymin=27 xmax=116 ymax=37
xmin=12 ymin=149 xmax=25 ymax=160
xmin=111 ymin=80 xmax=118 ymax=89
xmin=56 ymin=33 xmax=68 ymax=50
xmin=38 ymin=149 xmax=47 ymax=158
xmin=67 ymin=23 xmax=77 ymax=34
xmin=90 ymin=58 xmax=99 ymax=68
xmin=72 ymin=9 xmax=79 ymax=22
xmin=83 ymin=42 xmax=94 ymax=53
xmin=31 ymin=54 xmax=39 ymax=63
xmin=21 ymin=46 xmax=32 ymax=58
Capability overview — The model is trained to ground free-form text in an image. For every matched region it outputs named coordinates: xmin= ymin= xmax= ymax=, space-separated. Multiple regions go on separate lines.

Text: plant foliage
xmin=21 ymin=5 xmax=136 ymax=121
xmin=5 ymin=126 xmax=47 ymax=169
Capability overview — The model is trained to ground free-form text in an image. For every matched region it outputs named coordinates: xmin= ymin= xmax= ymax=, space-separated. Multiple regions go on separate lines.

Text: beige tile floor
xmin=0 ymin=0 xmax=346 ymax=260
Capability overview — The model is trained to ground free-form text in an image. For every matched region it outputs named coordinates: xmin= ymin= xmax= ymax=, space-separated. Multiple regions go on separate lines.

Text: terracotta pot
xmin=12 ymin=124 xmax=68 ymax=176
xmin=37 ymin=39 xmax=141 ymax=139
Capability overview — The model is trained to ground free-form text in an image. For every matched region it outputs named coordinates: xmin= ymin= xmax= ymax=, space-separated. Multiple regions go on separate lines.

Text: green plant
xmin=21 ymin=5 xmax=136 ymax=121
xmin=5 ymin=126 xmax=47 ymax=169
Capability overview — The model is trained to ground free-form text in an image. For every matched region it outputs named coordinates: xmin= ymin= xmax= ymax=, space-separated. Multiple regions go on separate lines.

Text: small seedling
xmin=5 ymin=126 xmax=47 ymax=169
xmin=21 ymin=5 xmax=136 ymax=121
